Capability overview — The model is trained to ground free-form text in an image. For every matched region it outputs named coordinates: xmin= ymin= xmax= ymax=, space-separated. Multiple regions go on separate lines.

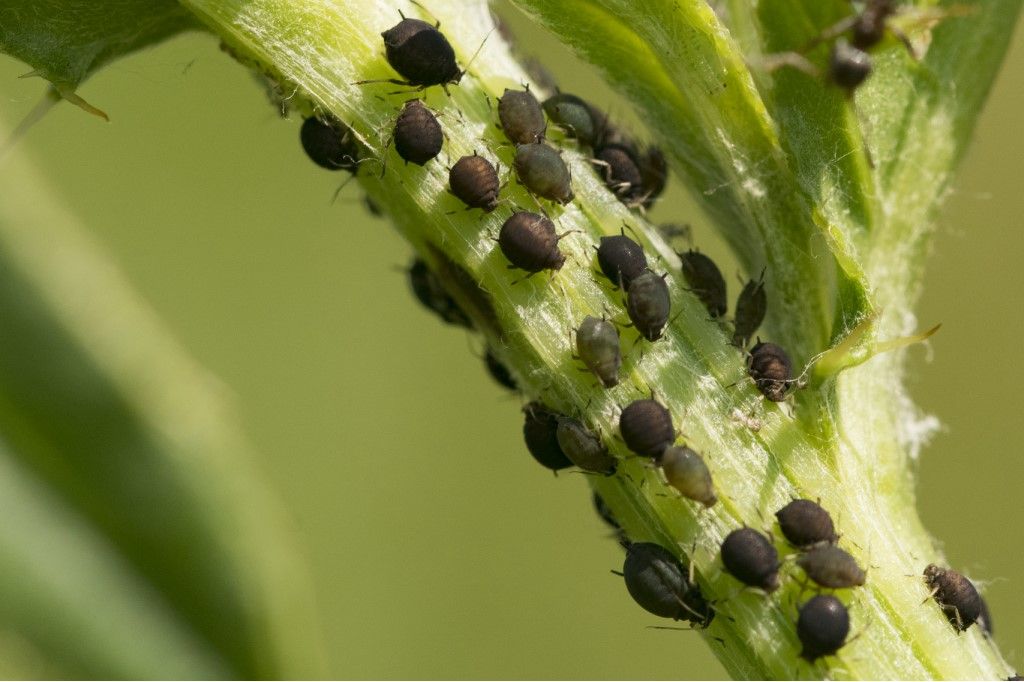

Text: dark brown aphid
xmin=542 ymin=93 xmax=599 ymax=146
xmin=659 ymin=445 xmax=717 ymax=508
xmin=621 ymin=542 xmax=714 ymax=627
xmin=555 ymin=417 xmax=616 ymax=474
xmin=829 ymin=40 xmax=873 ymax=93
xmin=576 ymin=316 xmax=621 ymax=388
xmin=449 ymin=153 xmax=500 ymax=212
xmin=513 ymin=143 xmax=574 ymax=204
xmin=924 ymin=564 xmax=983 ymax=631
xmin=498 ymin=87 xmax=546 ymax=145
xmin=748 ymin=341 xmax=794 ymax=402
xmin=626 ymin=271 xmax=671 ymax=342
xmin=679 ymin=250 xmax=727 ymax=319
xmin=775 ymin=499 xmax=838 ymax=549
xmin=380 ymin=17 xmax=460 ymax=90
xmin=732 ymin=273 xmax=767 ymax=348
xmin=797 ymin=595 xmax=850 ymax=662
xmin=619 ymin=398 xmax=675 ymax=458
xmin=596 ymin=232 xmax=647 ymax=289
xmin=594 ymin=144 xmax=643 ymax=199
xmin=300 ymin=116 xmax=360 ymax=171
xmin=393 ymin=99 xmax=443 ymax=165
xmin=638 ymin=146 xmax=668 ymax=207
xmin=407 ymin=258 xmax=473 ymax=328
xmin=498 ymin=211 xmax=566 ymax=273
xmin=797 ymin=545 xmax=866 ymax=589
xmin=720 ymin=528 xmax=780 ymax=592
xmin=522 ymin=402 xmax=573 ymax=471
xmin=483 ymin=348 xmax=516 ymax=391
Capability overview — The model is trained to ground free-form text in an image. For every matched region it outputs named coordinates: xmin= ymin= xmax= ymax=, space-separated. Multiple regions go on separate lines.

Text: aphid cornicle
xmin=659 ymin=445 xmax=717 ymax=508
xmin=300 ymin=116 xmax=361 ymax=171
xmin=407 ymin=258 xmax=473 ymax=328
xmin=576 ymin=316 xmax=622 ymax=388
xmin=596 ymin=232 xmax=647 ymax=289
xmin=449 ymin=153 xmax=500 ymax=212
xmin=748 ymin=341 xmax=794 ymax=402
xmin=619 ymin=398 xmax=675 ymax=458
xmin=498 ymin=88 xmax=547 ymax=145
xmin=621 ymin=542 xmax=713 ymax=626
xmin=513 ymin=143 xmax=574 ymax=204
xmin=797 ymin=595 xmax=850 ymax=662
xmin=594 ymin=143 xmax=643 ymax=199
xmin=924 ymin=564 xmax=983 ymax=631
xmin=555 ymin=417 xmax=616 ymax=474
xmin=797 ymin=545 xmax=866 ymax=589
xmin=720 ymin=527 xmax=780 ymax=592
xmin=733 ymin=273 xmax=767 ymax=348
xmin=679 ymin=250 xmax=727 ymax=319
xmin=498 ymin=211 xmax=566 ymax=273
xmin=393 ymin=99 xmax=443 ymax=166
xmin=380 ymin=17 xmax=461 ymax=90
xmin=522 ymin=402 xmax=573 ymax=472
xmin=626 ymin=271 xmax=671 ymax=342
xmin=542 ymin=93 xmax=599 ymax=146
xmin=483 ymin=348 xmax=516 ymax=391
xmin=775 ymin=499 xmax=838 ymax=549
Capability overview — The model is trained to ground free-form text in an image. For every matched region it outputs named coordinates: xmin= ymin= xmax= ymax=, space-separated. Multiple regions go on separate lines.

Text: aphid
xmin=596 ymin=232 xmax=647 ymax=289
xmin=797 ymin=595 xmax=850 ymax=662
xmin=407 ymin=258 xmax=473 ymax=328
xmin=923 ymin=564 xmax=982 ymax=631
xmin=542 ymin=93 xmax=599 ymax=146
xmin=449 ymin=153 xmax=500 ymax=212
xmin=513 ymin=142 xmax=574 ymax=204
xmin=300 ymin=116 xmax=360 ymax=171
xmin=829 ymin=40 xmax=873 ymax=93
xmin=619 ymin=398 xmax=675 ymax=458
xmin=393 ymin=99 xmax=443 ymax=166
xmin=621 ymin=542 xmax=713 ymax=626
xmin=626 ymin=271 xmax=671 ymax=342
xmin=659 ymin=445 xmax=717 ymax=508
xmin=576 ymin=316 xmax=622 ymax=388
xmin=483 ymin=348 xmax=516 ymax=391
xmin=797 ymin=545 xmax=866 ymax=589
xmin=498 ymin=87 xmax=546 ymax=145
xmin=748 ymin=341 xmax=794 ymax=402
xmin=498 ymin=211 xmax=566 ymax=273
xmin=555 ymin=417 xmax=616 ymax=474
xmin=775 ymin=499 xmax=838 ymax=549
xmin=679 ymin=250 xmax=727 ymax=319
xmin=522 ymin=402 xmax=573 ymax=472
xmin=638 ymin=146 xmax=668 ymax=207
xmin=732 ymin=272 xmax=767 ymax=348
xmin=374 ymin=16 xmax=461 ymax=91
xmin=978 ymin=593 xmax=993 ymax=636
xmin=720 ymin=527 xmax=780 ymax=592
xmin=594 ymin=143 xmax=643 ymax=199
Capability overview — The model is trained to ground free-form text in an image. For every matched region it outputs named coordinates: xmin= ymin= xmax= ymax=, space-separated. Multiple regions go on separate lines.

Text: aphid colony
xmin=296 ymin=6 xmax=992 ymax=670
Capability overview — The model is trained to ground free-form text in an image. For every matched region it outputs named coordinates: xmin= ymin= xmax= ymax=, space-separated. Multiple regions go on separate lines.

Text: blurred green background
xmin=0 ymin=5 xmax=1021 ymax=678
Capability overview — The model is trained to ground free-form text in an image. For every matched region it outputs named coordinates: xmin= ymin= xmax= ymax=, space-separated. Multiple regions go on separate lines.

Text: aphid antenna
xmin=757 ymin=51 xmax=822 ymax=78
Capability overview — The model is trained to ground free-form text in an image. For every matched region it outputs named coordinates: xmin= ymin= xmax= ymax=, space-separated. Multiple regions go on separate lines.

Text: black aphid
xmin=576 ymin=316 xmax=621 ymax=388
xmin=924 ymin=564 xmax=983 ymax=631
xmin=775 ymin=499 xmax=838 ymax=549
xmin=483 ymin=348 xmax=516 ymax=391
xmin=830 ymin=40 xmax=873 ymax=93
xmin=797 ymin=545 xmax=866 ymax=589
xmin=393 ymin=99 xmax=443 ymax=165
xmin=513 ymin=142 xmax=574 ymax=204
xmin=733 ymin=273 xmax=767 ymax=347
xmin=542 ymin=93 xmax=599 ymax=146
xmin=597 ymin=232 xmax=647 ymax=289
xmin=797 ymin=595 xmax=850 ymax=662
xmin=498 ymin=87 xmax=546 ymax=145
xmin=556 ymin=417 xmax=616 ymax=474
xmin=626 ymin=271 xmax=671 ymax=342
xmin=659 ymin=445 xmax=717 ymax=508
xmin=379 ymin=17 xmax=460 ymax=90
xmin=638 ymin=146 xmax=668 ymax=207
xmin=748 ymin=341 xmax=794 ymax=402
xmin=498 ymin=211 xmax=566 ymax=273
xmin=679 ymin=250 xmax=727 ymax=319
xmin=621 ymin=542 xmax=713 ymax=626
xmin=522 ymin=402 xmax=573 ymax=471
xmin=449 ymin=153 xmax=500 ymax=212
xmin=720 ymin=528 xmax=780 ymax=592
xmin=619 ymin=398 xmax=675 ymax=458
xmin=407 ymin=258 xmax=473 ymax=328
xmin=594 ymin=143 xmax=643 ymax=199
xmin=300 ymin=116 xmax=360 ymax=171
